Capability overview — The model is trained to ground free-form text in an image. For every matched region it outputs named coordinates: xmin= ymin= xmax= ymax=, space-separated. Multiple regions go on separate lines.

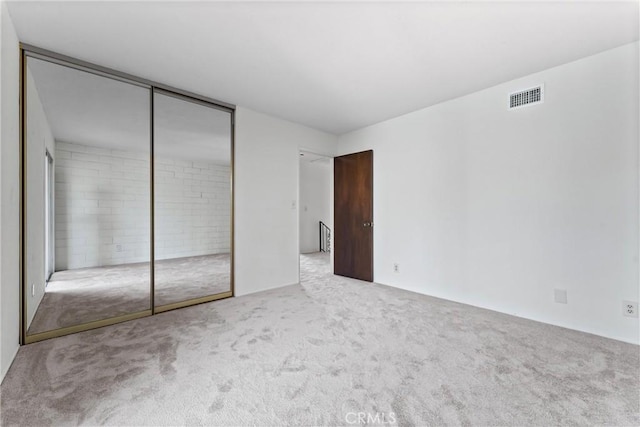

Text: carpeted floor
xmin=3 ymin=252 xmax=638 ymax=426
xmin=28 ymin=254 xmax=231 ymax=335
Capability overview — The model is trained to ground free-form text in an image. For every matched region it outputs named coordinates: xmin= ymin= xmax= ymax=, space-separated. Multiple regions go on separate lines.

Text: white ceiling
xmin=154 ymin=93 xmax=231 ymax=164
xmin=8 ymin=1 xmax=639 ymax=135
xmin=28 ymin=57 xmax=231 ymax=164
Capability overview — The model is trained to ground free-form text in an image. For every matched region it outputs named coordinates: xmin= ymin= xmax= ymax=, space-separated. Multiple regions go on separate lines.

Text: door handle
xmin=363 ymin=222 xmax=373 ymax=227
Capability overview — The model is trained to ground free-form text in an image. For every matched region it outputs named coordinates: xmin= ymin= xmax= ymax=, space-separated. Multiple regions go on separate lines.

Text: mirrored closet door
xmin=153 ymin=91 xmax=233 ymax=310
xmin=24 ymin=56 xmax=152 ymax=339
xmin=22 ymin=47 xmax=234 ymax=344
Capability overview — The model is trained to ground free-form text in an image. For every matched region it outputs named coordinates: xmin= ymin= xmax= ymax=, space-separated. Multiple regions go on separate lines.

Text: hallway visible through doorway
xmin=299 ymin=150 xmax=333 ymax=281
xmin=300 ymin=252 xmax=330 ymax=283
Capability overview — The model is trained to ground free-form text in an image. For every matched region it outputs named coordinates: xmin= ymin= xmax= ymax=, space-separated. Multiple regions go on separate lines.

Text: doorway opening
xmin=298 ymin=150 xmax=333 ymax=282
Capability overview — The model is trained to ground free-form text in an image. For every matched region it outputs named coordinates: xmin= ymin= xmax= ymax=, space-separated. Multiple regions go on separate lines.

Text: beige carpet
xmin=28 ymin=253 xmax=231 ymax=335
xmin=3 ymin=252 xmax=638 ymax=426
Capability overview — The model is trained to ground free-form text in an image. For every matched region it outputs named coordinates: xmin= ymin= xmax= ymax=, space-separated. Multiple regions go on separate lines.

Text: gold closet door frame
xmin=20 ymin=45 xmax=235 ymax=345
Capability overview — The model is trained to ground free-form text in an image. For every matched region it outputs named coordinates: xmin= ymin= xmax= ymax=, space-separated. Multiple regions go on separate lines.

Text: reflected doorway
xmin=44 ymin=149 xmax=54 ymax=283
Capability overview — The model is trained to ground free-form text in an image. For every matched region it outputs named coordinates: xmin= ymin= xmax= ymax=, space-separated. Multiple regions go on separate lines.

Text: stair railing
xmin=319 ymin=221 xmax=331 ymax=252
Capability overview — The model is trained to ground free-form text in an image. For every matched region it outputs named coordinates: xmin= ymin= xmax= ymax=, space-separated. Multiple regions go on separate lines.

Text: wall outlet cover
xmin=554 ymin=289 xmax=567 ymax=304
xmin=623 ymin=301 xmax=638 ymax=318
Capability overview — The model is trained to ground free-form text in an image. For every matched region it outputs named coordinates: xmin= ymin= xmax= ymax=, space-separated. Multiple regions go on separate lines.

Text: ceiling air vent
xmin=509 ymin=84 xmax=544 ymax=109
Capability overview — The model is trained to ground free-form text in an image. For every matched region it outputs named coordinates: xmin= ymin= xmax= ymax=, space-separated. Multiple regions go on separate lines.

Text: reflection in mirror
xmin=154 ymin=92 xmax=232 ymax=307
xmin=25 ymin=57 xmax=151 ymax=335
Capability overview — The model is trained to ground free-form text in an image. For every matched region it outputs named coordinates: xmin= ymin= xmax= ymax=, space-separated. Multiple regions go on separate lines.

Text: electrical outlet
xmin=393 ymin=263 xmax=399 ymax=273
xmin=623 ymin=301 xmax=638 ymax=318
xmin=31 ymin=284 xmax=35 ymax=297
xmin=115 ymin=244 xmax=123 ymax=252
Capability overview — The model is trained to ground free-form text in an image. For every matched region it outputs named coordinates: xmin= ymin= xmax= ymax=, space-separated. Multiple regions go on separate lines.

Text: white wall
xmin=299 ymin=159 xmax=332 ymax=253
xmin=25 ymin=67 xmax=56 ymax=329
xmin=1 ymin=0 xmax=20 ymax=382
xmin=338 ymin=42 xmax=640 ymax=344
xmin=234 ymin=107 xmax=338 ymax=296
xmin=54 ymin=141 xmax=231 ymax=270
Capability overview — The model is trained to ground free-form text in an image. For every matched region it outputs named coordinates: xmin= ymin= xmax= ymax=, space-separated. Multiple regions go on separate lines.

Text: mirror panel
xmin=25 ymin=57 xmax=152 ymax=336
xmin=153 ymin=91 xmax=232 ymax=307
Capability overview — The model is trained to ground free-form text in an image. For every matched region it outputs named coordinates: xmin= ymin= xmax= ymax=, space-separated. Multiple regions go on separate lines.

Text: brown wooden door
xmin=334 ymin=150 xmax=373 ymax=282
